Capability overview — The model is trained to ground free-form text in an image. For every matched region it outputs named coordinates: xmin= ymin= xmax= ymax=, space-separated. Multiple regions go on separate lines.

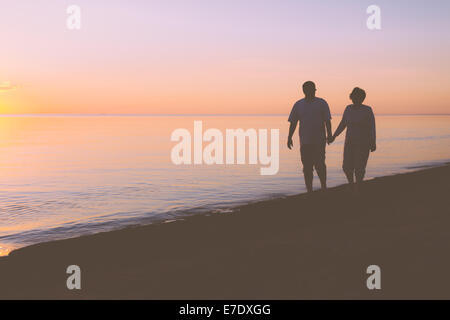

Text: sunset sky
xmin=0 ymin=0 xmax=449 ymax=114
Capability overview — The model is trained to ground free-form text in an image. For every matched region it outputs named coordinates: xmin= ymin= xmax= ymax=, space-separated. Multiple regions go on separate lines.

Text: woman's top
xmin=336 ymin=104 xmax=376 ymax=147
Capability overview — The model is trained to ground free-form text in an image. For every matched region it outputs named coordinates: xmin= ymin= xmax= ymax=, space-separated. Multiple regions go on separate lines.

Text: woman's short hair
xmin=350 ymin=87 xmax=366 ymax=104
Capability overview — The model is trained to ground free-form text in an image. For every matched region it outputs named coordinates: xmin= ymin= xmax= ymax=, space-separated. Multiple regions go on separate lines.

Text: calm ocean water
xmin=0 ymin=115 xmax=449 ymax=255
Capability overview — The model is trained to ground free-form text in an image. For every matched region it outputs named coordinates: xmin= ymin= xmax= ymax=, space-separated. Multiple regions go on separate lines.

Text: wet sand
xmin=0 ymin=164 xmax=449 ymax=299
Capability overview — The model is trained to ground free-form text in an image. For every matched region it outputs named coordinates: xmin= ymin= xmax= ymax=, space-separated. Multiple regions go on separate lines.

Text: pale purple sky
xmin=0 ymin=0 xmax=449 ymax=114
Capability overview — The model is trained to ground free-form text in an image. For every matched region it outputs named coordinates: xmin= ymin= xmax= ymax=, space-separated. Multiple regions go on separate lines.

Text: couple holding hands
xmin=287 ymin=81 xmax=376 ymax=193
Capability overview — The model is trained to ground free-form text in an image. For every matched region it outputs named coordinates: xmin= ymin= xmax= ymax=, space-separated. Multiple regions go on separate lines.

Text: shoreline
xmin=1 ymin=164 xmax=449 ymax=299
xmin=1 ymin=161 xmax=448 ymax=258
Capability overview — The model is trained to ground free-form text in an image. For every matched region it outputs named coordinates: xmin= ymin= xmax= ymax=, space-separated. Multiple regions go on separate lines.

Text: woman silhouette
xmin=330 ymin=87 xmax=376 ymax=192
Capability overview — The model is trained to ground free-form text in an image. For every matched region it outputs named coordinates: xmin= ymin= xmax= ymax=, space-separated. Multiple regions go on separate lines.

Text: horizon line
xmin=0 ymin=113 xmax=449 ymax=117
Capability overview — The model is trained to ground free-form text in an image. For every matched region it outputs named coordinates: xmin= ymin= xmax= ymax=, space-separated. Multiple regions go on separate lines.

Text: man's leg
xmin=316 ymin=165 xmax=327 ymax=190
xmin=303 ymin=167 xmax=314 ymax=193
xmin=314 ymin=144 xmax=327 ymax=190
xmin=300 ymin=145 xmax=314 ymax=193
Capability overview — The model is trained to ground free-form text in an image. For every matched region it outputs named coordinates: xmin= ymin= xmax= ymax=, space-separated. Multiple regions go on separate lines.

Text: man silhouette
xmin=287 ymin=81 xmax=332 ymax=193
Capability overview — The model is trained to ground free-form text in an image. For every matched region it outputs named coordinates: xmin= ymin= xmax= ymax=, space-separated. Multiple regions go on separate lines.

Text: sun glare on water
xmin=0 ymin=246 xmax=12 ymax=257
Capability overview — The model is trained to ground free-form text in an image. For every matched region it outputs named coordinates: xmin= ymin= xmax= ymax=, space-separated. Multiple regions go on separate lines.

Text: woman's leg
xmin=344 ymin=169 xmax=355 ymax=184
xmin=354 ymin=145 xmax=370 ymax=184
xmin=342 ymin=143 xmax=355 ymax=185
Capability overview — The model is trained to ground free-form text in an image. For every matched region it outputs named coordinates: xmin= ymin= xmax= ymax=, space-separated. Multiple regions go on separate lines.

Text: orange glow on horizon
xmin=1 ymin=1 xmax=449 ymax=115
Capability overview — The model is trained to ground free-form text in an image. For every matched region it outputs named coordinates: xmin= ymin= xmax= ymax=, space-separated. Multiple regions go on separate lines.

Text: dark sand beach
xmin=1 ymin=164 xmax=449 ymax=299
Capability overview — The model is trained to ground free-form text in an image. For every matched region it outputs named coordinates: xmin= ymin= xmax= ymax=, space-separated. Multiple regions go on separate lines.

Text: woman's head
xmin=350 ymin=87 xmax=366 ymax=105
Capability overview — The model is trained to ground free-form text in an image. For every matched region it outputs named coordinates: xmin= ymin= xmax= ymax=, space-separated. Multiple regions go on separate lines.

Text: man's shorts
xmin=300 ymin=143 xmax=326 ymax=171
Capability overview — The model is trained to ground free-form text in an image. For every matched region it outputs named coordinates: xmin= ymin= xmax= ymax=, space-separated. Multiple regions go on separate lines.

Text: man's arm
xmin=287 ymin=121 xmax=297 ymax=149
xmin=323 ymin=100 xmax=333 ymax=144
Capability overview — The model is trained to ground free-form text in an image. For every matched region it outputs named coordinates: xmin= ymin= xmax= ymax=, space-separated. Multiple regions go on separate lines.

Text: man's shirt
xmin=288 ymin=97 xmax=331 ymax=145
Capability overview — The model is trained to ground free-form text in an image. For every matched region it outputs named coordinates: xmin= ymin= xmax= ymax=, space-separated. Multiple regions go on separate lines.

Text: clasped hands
xmin=327 ymin=135 xmax=377 ymax=152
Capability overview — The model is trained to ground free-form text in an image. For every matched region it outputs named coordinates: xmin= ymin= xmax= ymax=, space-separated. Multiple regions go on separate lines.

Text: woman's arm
xmin=331 ymin=107 xmax=348 ymax=142
xmin=369 ymin=107 xmax=376 ymax=152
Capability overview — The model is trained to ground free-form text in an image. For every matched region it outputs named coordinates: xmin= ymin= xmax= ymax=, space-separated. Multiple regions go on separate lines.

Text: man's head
xmin=302 ymin=81 xmax=316 ymax=98
xmin=350 ymin=87 xmax=366 ymax=105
